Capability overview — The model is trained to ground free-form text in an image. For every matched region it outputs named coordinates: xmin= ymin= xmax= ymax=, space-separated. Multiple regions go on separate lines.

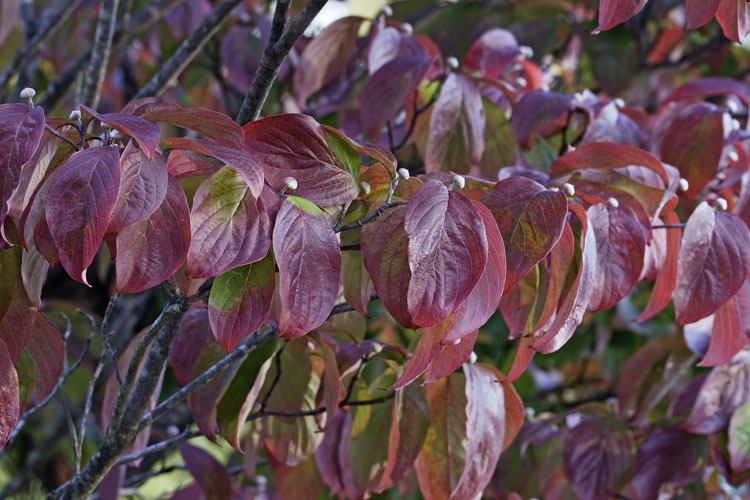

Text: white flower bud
xmin=109 ymin=129 xmax=121 ymax=139
xmin=69 ymin=110 xmax=81 ymax=122
xmin=256 ymin=475 xmax=268 ymax=490
xmin=19 ymin=87 xmax=35 ymax=100
xmin=614 ymin=97 xmax=625 ymax=109
xmin=562 ymin=183 xmax=575 ymax=197
xmin=717 ymin=171 xmax=727 ymax=181
xmin=732 ymin=119 xmax=741 ymax=130
xmin=401 ymin=23 xmax=413 ymax=35
xmin=394 ymin=109 xmax=407 ymax=126
xmin=515 ymin=77 xmax=527 ymax=88
xmin=166 ymin=425 xmax=180 ymax=437
xmin=283 ymin=177 xmax=298 ymax=190
xmin=524 ymin=407 xmax=535 ymax=419
xmin=382 ymin=5 xmax=393 ymax=16
xmin=727 ymin=100 xmax=739 ymax=115
xmin=549 ymin=186 xmax=560 ymax=192
xmin=607 ymin=197 xmax=619 ymax=208
xmin=716 ymin=197 xmax=728 ymax=211
xmin=519 ymin=45 xmax=534 ymax=60
xmin=446 ymin=56 xmax=459 ymax=70
xmin=728 ymin=150 xmax=739 ymax=163
xmin=565 ymin=412 xmax=582 ymax=429
xmin=469 ymin=351 xmax=478 ymax=364
xmin=359 ymin=181 xmax=371 ymax=195
xmin=678 ymin=178 xmax=689 ymax=192
xmin=452 ymin=174 xmax=465 ymax=189
xmin=397 ymin=167 xmax=410 ymax=180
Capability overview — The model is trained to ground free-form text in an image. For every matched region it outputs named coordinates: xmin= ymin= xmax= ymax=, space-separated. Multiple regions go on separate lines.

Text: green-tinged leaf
xmin=729 ymin=401 xmax=750 ymax=472
xmin=217 ymin=337 xmax=279 ymax=449
xmin=14 ymin=349 xmax=34 ymax=412
xmin=274 ymin=455 xmax=325 ymax=500
xmin=325 ymin=129 xmax=360 ymax=184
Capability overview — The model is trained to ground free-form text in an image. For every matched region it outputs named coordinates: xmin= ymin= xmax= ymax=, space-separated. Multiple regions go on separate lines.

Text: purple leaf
xmin=273 ymin=197 xmax=341 ymax=339
xmin=45 ymin=146 xmax=120 ymax=285
xmin=179 ymin=443 xmax=232 ymax=500
xmin=510 ymin=91 xmax=571 ymax=150
xmin=684 ymin=360 xmax=750 ymax=434
xmin=699 ymin=277 xmax=750 ymax=367
xmin=367 ymin=26 xmax=424 ymax=75
xmin=663 ymin=77 xmax=750 ymax=108
xmin=0 ymin=338 xmax=19 ymax=450
xmin=405 ymin=180 xmax=488 ymax=327
xmin=685 ymin=0 xmax=722 ymax=28
xmin=80 ymin=104 xmax=161 ymax=160
xmin=115 ymin=176 xmax=191 ymax=293
xmin=716 ymin=0 xmax=750 ymax=43
xmin=463 ymin=29 xmax=520 ymax=79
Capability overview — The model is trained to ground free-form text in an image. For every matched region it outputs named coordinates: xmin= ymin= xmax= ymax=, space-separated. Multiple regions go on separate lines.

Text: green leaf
xmin=325 ymin=128 xmax=360 ymax=184
xmin=730 ymin=401 xmax=750 ymax=472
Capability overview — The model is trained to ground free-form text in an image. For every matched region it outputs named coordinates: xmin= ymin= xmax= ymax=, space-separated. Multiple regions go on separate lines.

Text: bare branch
xmin=236 ymin=0 xmax=330 ymax=125
xmin=81 ymin=0 xmax=120 ymax=107
xmin=133 ymin=0 xmax=243 ymax=99
xmin=114 ymin=427 xmax=201 ymax=467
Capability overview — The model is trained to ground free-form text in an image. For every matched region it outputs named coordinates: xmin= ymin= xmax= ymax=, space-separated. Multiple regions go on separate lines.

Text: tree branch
xmin=81 ymin=0 xmax=120 ymax=107
xmin=133 ymin=0 xmax=243 ymax=99
xmin=336 ymin=200 xmax=408 ymax=233
xmin=113 ymin=428 xmax=201 ymax=467
xmin=235 ymin=0 xmax=329 ymax=125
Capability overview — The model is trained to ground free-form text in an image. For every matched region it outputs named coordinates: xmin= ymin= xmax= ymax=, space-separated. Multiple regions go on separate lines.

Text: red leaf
xmin=179 ymin=443 xmax=232 ymax=500
xmin=659 ymin=102 xmax=724 ymax=199
xmin=390 ymin=315 xmax=456 ymax=390
xmin=108 ymin=141 xmax=168 ymax=233
xmin=122 ymin=98 xmax=244 ymax=149
xmin=463 ymin=29 xmax=520 ymax=79
xmin=115 ymin=176 xmax=191 ymax=293
xmin=243 ymin=114 xmax=359 ymax=205
xmin=662 ymin=77 xmax=750 ymax=108
xmin=405 ymin=180 xmax=488 ymax=327
xmin=552 ymin=142 xmax=669 ymax=187
xmin=80 ymin=104 xmax=161 ymax=160
xmin=637 ymin=210 xmax=681 ymax=321
xmin=166 ymin=137 xmax=263 ymax=199
xmin=208 ymin=252 xmax=275 ymax=352
xmin=482 ymin=177 xmax=567 ymax=293
xmin=442 ymin=201 xmax=505 ymax=343
xmin=23 ymin=311 xmax=63 ymax=402
xmin=510 ymin=90 xmax=571 ymax=150
xmin=594 ymin=0 xmax=648 ymax=32
xmin=563 ymin=417 xmax=635 ymax=500
xmin=683 ymin=361 xmax=750 ymax=434
xmin=424 ymin=329 xmax=478 ymax=383
xmin=685 ymin=0 xmax=722 ymax=28
xmin=45 ymin=146 xmax=120 ymax=285
xmin=415 ymin=363 xmax=505 ymax=500
xmin=367 ymin=26 xmax=424 ymax=75
xmin=361 ymin=205 xmax=416 ymax=328
xmin=170 ymin=308 xmax=214 ymax=386
xmin=293 ymin=16 xmax=365 ymax=107
xmin=361 ymin=56 xmax=432 ymax=140
xmin=674 ymin=202 xmax=750 ymax=325
xmin=184 ymin=166 xmax=271 ymax=279
xmin=699 ymin=278 xmax=750 ymax=366
xmin=716 ymin=0 xmax=750 ymax=43
xmin=425 ymin=74 xmax=485 ymax=174
xmin=0 ymin=338 xmax=19 ymax=450
xmin=273 ymin=197 xmax=341 ymax=339
xmin=587 ymin=202 xmax=651 ymax=312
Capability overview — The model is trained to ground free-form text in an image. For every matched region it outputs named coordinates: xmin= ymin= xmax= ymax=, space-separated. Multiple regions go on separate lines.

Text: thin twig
xmin=236 ymin=0 xmax=330 ymax=125
xmin=651 ymin=224 xmax=685 ymax=229
xmin=336 ymin=200 xmax=408 ymax=233
xmin=101 ymin=294 xmax=121 ymax=384
xmin=114 ymin=428 xmax=201 ymax=467
xmin=45 ymin=124 xmax=81 ymax=150
xmin=82 ymin=0 xmax=120 ymax=107
xmin=133 ymin=0 xmax=243 ymax=98
xmin=247 ymin=392 xmax=396 ymax=421
xmin=258 ymin=339 xmax=287 ymax=414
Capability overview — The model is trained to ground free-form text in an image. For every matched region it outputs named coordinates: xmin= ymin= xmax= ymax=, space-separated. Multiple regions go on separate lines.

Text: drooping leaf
xmin=361 ymin=205 xmax=416 ymax=328
xmin=637 ymin=210 xmax=681 ymax=321
xmin=294 ymin=17 xmax=366 ymax=107
xmin=510 ymin=90 xmax=571 ymax=150
xmin=45 ymin=146 xmax=120 ymax=285
xmin=405 ymin=180 xmax=488 ymax=327
xmin=115 ymin=176 xmax=190 ymax=293
xmin=415 ymin=363 xmax=505 ymax=500
xmin=0 ymin=338 xmax=19 ymax=450
xmin=463 ymin=29 xmax=519 ymax=79
xmin=729 ymin=401 xmax=750 ymax=472
xmin=594 ymin=0 xmax=648 ymax=32
xmin=390 ymin=315 xmax=456 ymax=390
xmin=659 ymin=102 xmax=724 ymax=199
xmin=107 ymin=141 xmax=169 ymax=232
xmin=716 ymin=0 xmax=750 ymax=43
xmin=684 ymin=361 xmax=750 ymax=434
xmin=179 ymin=443 xmax=232 ymax=500
xmin=424 ymin=329 xmax=479 ymax=383
xmin=185 ymin=166 xmax=271 ymax=279
xmin=563 ymin=416 xmax=635 ymax=500
xmin=274 ymin=456 xmax=325 ymax=500
xmin=243 ymin=114 xmax=359 ymax=205
xmin=673 ymin=202 xmax=750 ymax=325
xmin=208 ymin=252 xmax=275 ymax=352
xmin=216 ymin=336 xmax=278 ymax=449
xmin=273 ymin=197 xmax=341 ymax=339
xmin=631 ymin=427 xmax=705 ymax=500
xmin=685 ymin=0 xmax=722 ymax=28
xmin=587 ymin=201 xmax=651 ymax=312
xmin=699 ymin=277 xmax=750 ymax=367
xmin=80 ymin=104 xmax=161 ymax=160
xmin=21 ymin=311 xmax=63 ymax=403
xmin=482 ymin=176 xmax=567 ymax=293
xmin=424 ymin=73 xmax=485 ymax=174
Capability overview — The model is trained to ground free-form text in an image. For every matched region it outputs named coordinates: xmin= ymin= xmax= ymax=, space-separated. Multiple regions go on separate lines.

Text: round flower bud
xmin=678 ymin=178 xmax=689 ymax=192
xmin=401 ymin=23 xmax=413 ymax=35
xmin=359 ymin=181 xmax=371 ymax=195
xmin=382 ymin=5 xmax=393 ymax=16
xmin=19 ymin=87 xmax=36 ymax=100
xmin=519 ymin=45 xmax=534 ymax=60
xmin=166 ymin=425 xmax=180 ymax=437
xmin=562 ymin=183 xmax=575 ymax=197
xmin=446 ymin=56 xmax=459 ymax=70
xmin=614 ymin=97 xmax=625 ymax=109
xmin=716 ymin=197 xmax=728 ymax=211
xmin=732 ymin=119 xmax=741 ymax=130
xmin=452 ymin=174 xmax=465 ymax=189
xmin=283 ymin=177 xmax=298 ymax=190
xmin=727 ymin=100 xmax=739 ymax=115
xmin=607 ymin=197 xmax=619 ymax=208
xmin=728 ymin=150 xmax=739 ymax=163
xmin=109 ymin=129 xmax=121 ymax=139
xmin=549 ymin=186 xmax=560 ymax=192
xmin=469 ymin=351 xmax=478 ymax=364
xmin=69 ymin=110 xmax=81 ymax=122
xmin=397 ymin=167 xmax=410 ymax=180
xmin=515 ymin=77 xmax=528 ymax=88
